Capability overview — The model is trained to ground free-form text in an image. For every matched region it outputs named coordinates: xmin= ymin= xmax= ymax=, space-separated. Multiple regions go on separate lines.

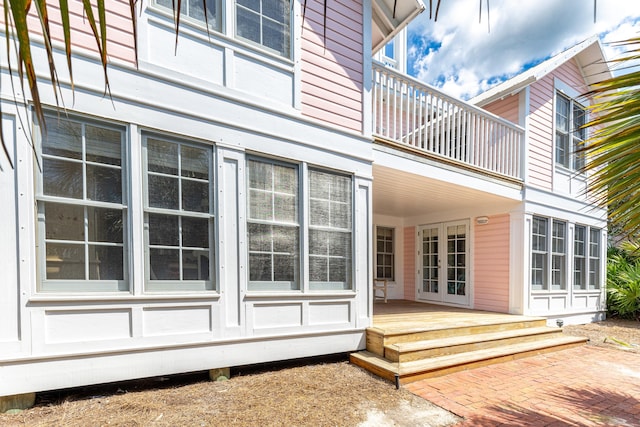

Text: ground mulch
xmin=563 ymin=317 xmax=640 ymax=353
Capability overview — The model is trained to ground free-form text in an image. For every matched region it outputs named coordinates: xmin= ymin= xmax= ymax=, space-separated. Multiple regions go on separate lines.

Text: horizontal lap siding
xmin=403 ymin=227 xmax=415 ymax=300
xmin=23 ymin=1 xmax=136 ymax=64
xmin=527 ymin=59 xmax=586 ymax=191
xmin=483 ymin=94 xmax=519 ymax=124
xmin=301 ymin=0 xmax=363 ymax=132
xmin=474 ymin=214 xmax=510 ymax=313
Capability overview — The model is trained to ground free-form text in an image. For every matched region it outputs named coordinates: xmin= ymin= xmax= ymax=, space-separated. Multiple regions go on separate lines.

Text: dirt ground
xmin=1 ymin=318 xmax=638 ymax=427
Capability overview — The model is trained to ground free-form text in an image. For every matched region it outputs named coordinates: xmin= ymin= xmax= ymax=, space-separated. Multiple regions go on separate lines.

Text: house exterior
xmin=0 ymin=0 xmax=609 ymax=401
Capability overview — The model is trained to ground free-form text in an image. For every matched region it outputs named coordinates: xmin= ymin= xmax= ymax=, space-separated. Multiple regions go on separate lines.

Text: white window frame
xmin=152 ymin=0 xmax=292 ymax=59
xmin=555 ymin=88 xmax=587 ymax=172
xmin=36 ymin=113 xmax=128 ymax=293
xmin=143 ymin=135 xmax=216 ymax=292
xmin=573 ymin=224 xmax=587 ymax=290
xmin=588 ymin=227 xmax=601 ymax=290
xmin=531 ymin=216 xmax=548 ymax=291
xmin=551 ymin=220 xmax=567 ymax=291
xmin=376 ymin=226 xmax=395 ymax=281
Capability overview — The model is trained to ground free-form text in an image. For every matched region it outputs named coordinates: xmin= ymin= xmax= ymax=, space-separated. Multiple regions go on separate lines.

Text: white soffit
xmin=372 ymin=0 xmax=425 ymax=53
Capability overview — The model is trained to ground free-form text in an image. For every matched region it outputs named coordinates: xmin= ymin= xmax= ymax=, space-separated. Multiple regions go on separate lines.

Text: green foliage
xmin=582 ymin=38 xmax=640 ymax=239
xmin=607 ymin=243 xmax=640 ymax=320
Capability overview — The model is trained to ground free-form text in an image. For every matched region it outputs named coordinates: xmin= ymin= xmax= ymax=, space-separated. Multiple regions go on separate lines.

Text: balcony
xmin=373 ymin=63 xmax=525 ymax=181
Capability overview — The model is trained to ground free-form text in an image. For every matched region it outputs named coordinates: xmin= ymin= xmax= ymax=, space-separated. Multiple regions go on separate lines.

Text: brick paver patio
xmin=405 ymin=346 xmax=640 ymax=426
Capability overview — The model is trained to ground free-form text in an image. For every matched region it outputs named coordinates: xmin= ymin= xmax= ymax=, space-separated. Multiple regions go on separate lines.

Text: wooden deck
xmin=351 ymin=300 xmax=587 ymax=384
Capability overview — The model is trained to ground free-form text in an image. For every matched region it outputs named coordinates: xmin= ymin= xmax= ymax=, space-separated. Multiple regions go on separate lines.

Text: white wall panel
xmin=143 ymin=306 xmax=212 ymax=336
xmin=308 ymin=302 xmax=351 ymax=325
xmin=45 ymin=309 xmax=132 ymax=343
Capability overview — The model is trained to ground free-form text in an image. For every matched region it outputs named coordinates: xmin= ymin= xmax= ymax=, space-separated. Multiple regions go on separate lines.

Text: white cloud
xmin=407 ymin=0 xmax=640 ymax=99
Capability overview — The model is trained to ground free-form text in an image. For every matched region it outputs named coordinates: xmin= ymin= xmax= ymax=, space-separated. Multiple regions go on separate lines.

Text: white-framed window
xmin=531 ymin=216 xmax=548 ymax=291
xmin=376 ymin=226 xmax=394 ymax=280
xmin=154 ymin=0 xmax=291 ymax=58
xmin=309 ymin=170 xmax=352 ymax=290
xmin=588 ymin=227 xmax=601 ymax=290
xmin=532 ymin=216 xmax=603 ymax=292
xmin=551 ymin=220 xmax=566 ymax=290
xmin=573 ymin=225 xmax=586 ymax=289
xmin=143 ymin=136 xmax=215 ymax=291
xmin=247 ymin=158 xmax=300 ymax=290
xmin=37 ymin=115 xmax=127 ymax=292
xmin=156 ymin=0 xmax=221 ymax=30
xmin=555 ymin=92 xmax=586 ymax=171
xmin=246 ymin=158 xmax=353 ymax=291
xmin=236 ymin=0 xmax=291 ymax=57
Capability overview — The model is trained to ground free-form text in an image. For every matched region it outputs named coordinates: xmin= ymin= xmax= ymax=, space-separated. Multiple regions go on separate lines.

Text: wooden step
xmin=351 ymin=335 xmax=588 ymax=384
xmin=367 ymin=318 xmax=548 ymax=355
xmin=385 ymin=326 xmax=564 ymax=362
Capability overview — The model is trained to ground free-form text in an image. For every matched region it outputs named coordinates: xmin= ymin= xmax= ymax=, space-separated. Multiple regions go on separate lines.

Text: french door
xmin=417 ymin=220 xmax=469 ymax=306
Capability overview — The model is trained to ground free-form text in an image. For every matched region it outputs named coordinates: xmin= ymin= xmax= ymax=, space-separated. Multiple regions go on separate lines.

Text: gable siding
xmin=474 ymin=214 xmax=510 ymax=313
xmin=483 ymin=94 xmax=519 ymax=125
xmin=403 ymin=226 xmax=415 ymax=300
xmin=22 ymin=1 xmax=136 ymax=64
xmin=301 ymin=0 xmax=363 ymax=132
xmin=527 ymin=58 xmax=586 ymax=191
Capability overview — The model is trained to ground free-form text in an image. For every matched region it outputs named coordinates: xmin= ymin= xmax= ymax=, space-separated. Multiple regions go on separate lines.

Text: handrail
xmin=372 ymin=62 xmax=525 ymax=180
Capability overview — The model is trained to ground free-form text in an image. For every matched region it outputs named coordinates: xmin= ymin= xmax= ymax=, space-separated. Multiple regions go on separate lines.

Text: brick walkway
xmin=405 ymin=346 xmax=640 ymax=426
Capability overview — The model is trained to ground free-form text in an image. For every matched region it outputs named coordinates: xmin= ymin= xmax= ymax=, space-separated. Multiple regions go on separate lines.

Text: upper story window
xmin=236 ymin=0 xmax=291 ymax=57
xmin=156 ymin=0 xmax=221 ymax=30
xmin=555 ymin=93 xmax=586 ymax=171
xmin=37 ymin=115 xmax=127 ymax=292
xmin=154 ymin=0 xmax=291 ymax=58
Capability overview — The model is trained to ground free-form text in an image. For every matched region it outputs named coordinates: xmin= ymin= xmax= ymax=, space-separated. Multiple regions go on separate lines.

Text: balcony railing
xmin=373 ymin=62 xmax=525 ymax=181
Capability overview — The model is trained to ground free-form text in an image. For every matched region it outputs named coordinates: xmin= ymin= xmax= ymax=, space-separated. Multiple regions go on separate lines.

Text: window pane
xmin=274 ymin=254 xmax=296 ymax=281
xmin=148 ymin=139 xmax=179 ymax=175
xmin=45 ymin=203 xmax=84 ymax=241
xmin=237 ymin=0 xmax=259 ymax=12
xmin=42 ymin=119 xmax=82 ymax=159
xmin=248 ymin=223 xmax=272 ymax=251
xmin=43 ymin=158 xmax=83 ymax=199
xmin=148 ymin=175 xmax=179 ymax=209
xmin=86 ymin=125 xmax=122 ymax=166
xmin=263 ymin=19 xmax=286 ymax=55
xmin=310 ymin=199 xmax=330 ymax=226
xmin=309 ymin=256 xmax=327 ymax=282
xmin=89 ymin=246 xmax=124 ymax=280
xmin=183 ymin=250 xmax=210 ymax=280
xmin=274 ymin=164 xmax=297 ymax=194
xmin=181 ymin=145 xmax=209 ymax=179
xmin=149 ymin=248 xmax=180 ymax=280
xmin=249 ymin=253 xmax=272 ymax=281
xmin=274 ymin=193 xmax=296 ymax=223
xmin=149 ymin=214 xmax=179 ymax=246
xmin=249 ymin=160 xmax=272 ymax=190
xmin=46 ymin=243 xmax=85 ymax=279
xmin=249 ymin=190 xmax=273 ymax=220
xmin=263 ymin=0 xmax=287 ymax=22
xmin=237 ymin=7 xmax=261 ymax=44
xmin=182 ymin=180 xmax=209 ymax=212
xmin=182 ymin=217 xmax=209 ymax=248
xmin=86 ymin=164 xmax=122 ymax=203
xmin=88 ymin=207 xmax=123 ymax=243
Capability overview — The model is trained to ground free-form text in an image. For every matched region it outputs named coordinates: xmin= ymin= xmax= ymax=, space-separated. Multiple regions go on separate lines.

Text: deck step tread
xmin=351 ymin=335 xmax=587 ymax=380
xmin=389 ymin=326 xmax=562 ymax=353
xmin=373 ymin=318 xmax=548 ymax=338
xmin=399 ymin=335 xmax=587 ymax=375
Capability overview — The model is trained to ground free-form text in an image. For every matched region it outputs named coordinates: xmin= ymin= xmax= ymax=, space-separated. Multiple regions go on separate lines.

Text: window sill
xmin=28 ymin=293 xmax=221 ymax=304
xmin=244 ymin=291 xmax=357 ymax=300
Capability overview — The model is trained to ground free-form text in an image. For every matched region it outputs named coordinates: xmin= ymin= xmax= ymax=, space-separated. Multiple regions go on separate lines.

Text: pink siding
xmin=403 ymin=227 xmax=415 ymax=300
xmin=483 ymin=94 xmax=519 ymax=124
xmin=474 ymin=214 xmax=510 ymax=313
xmin=21 ymin=1 xmax=136 ymax=64
xmin=301 ymin=0 xmax=363 ymax=132
xmin=527 ymin=58 xmax=585 ymax=191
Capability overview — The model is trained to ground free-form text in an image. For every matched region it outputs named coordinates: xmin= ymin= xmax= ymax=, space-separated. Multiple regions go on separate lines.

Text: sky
xmin=406 ymin=0 xmax=640 ymax=100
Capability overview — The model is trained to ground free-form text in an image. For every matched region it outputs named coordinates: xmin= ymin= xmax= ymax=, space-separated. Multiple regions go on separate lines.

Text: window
xmin=247 ymin=158 xmax=299 ymax=290
xmin=38 ymin=115 xmax=126 ymax=291
xmin=154 ymin=0 xmax=291 ymax=58
xmin=376 ymin=227 xmax=394 ymax=280
xmin=551 ymin=220 xmax=566 ymax=290
xmin=156 ymin=0 xmax=221 ymax=30
xmin=309 ymin=170 xmax=352 ymax=290
xmin=556 ymin=93 xmax=586 ymax=170
xmin=531 ymin=217 xmax=548 ymax=291
xmin=144 ymin=136 xmax=215 ymax=291
xmin=574 ymin=225 xmax=586 ymax=289
xmin=588 ymin=228 xmax=601 ymax=290
xmin=236 ymin=0 xmax=291 ymax=57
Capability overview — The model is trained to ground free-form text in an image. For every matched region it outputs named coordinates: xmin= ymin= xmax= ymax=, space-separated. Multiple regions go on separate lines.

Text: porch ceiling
xmin=372 ymin=163 xmax=522 ymax=218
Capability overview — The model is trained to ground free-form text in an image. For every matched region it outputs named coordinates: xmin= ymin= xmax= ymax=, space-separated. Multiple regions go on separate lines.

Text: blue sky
xmin=406 ymin=0 xmax=640 ymax=100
